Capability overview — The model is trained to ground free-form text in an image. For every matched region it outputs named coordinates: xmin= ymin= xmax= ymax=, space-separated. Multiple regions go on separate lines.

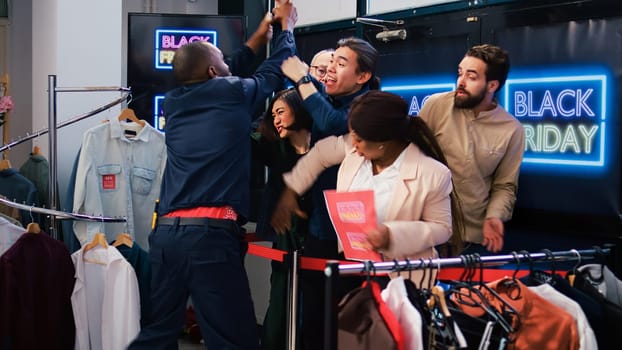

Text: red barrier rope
xmin=247 ymin=243 xmax=288 ymax=263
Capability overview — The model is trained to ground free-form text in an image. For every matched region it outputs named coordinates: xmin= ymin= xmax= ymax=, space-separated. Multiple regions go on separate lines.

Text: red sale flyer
xmin=323 ymin=190 xmax=382 ymax=262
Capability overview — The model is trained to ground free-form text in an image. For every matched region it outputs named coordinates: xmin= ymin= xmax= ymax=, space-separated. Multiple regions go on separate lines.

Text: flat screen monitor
xmin=127 ymin=13 xmax=246 ymax=131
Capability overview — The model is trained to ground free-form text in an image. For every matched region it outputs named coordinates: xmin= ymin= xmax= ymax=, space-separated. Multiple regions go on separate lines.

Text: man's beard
xmin=454 ymin=86 xmax=486 ymax=109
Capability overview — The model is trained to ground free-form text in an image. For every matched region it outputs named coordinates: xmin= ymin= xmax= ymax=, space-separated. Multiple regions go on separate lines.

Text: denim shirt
xmin=73 ymin=118 xmax=166 ymax=249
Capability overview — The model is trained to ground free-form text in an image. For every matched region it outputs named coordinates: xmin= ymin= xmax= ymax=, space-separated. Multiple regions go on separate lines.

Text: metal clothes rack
xmin=0 ymin=76 xmax=131 ymax=238
xmin=0 ymin=90 xmax=130 ymax=153
xmin=0 ymin=196 xmax=126 ymax=223
xmin=322 ymin=247 xmax=614 ymax=350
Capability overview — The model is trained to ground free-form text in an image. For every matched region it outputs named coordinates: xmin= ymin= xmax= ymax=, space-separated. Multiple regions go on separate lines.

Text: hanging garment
xmin=447 ymin=298 xmax=508 ymax=350
xmin=578 ymin=264 xmax=622 ymax=306
xmin=19 ymin=153 xmax=50 ymax=210
xmin=0 ymin=231 xmax=75 ymax=349
xmin=71 ymin=244 xmax=140 ymax=350
xmin=0 ymin=215 xmax=24 ymax=255
xmin=339 ymin=280 xmax=405 ymax=350
xmin=19 ymin=152 xmax=62 ymax=230
xmin=531 ymin=274 xmax=606 ymax=349
xmin=404 ymin=279 xmax=433 ymax=346
xmin=62 ymin=148 xmax=82 ymax=253
xmin=426 ymin=286 xmax=468 ymax=349
xmin=529 ymin=283 xmax=597 ymax=350
xmin=73 ymin=118 xmax=166 ymax=249
xmin=572 ymin=272 xmax=622 ymax=348
xmin=113 ymin=241 xmax=151 ymax=328
xmin=381 ymin=276 xmax=424 ymax=350
xmin=452 ymin=278 xmax=580 ymax=350
xmin=0 ymin=168 xmax=38 ymax=227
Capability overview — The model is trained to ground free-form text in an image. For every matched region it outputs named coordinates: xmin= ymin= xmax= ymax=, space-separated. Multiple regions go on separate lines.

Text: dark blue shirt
xmin=158 ymin=30 xmax=296 ymax=221
xmin=253 ymin=137 xmax=310 ymax=241
xmin=302 ymin=86 xmax=371 ymax=240
xmin=0 ymin=168 xmax=38 ymax=227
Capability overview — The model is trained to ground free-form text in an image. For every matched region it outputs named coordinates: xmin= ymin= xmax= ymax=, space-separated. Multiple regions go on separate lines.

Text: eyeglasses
xmin=310 ymin=65 xmax=327 ymax=78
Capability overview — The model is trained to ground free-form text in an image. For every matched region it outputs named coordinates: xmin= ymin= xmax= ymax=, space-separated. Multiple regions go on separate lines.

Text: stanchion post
xmin=288 ymin=249 xmax=301 ymax=350
xmin=324 ymin=261 xmax=339 ymax=350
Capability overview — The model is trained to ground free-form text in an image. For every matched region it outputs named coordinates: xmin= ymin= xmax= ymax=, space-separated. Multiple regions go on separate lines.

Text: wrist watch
xmin=296 ymin=75 xmax=312 ymax=88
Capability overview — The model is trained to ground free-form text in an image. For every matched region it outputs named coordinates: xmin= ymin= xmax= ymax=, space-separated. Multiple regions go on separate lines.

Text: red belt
xmin=163 ymin=206 xmax=238 ymax=221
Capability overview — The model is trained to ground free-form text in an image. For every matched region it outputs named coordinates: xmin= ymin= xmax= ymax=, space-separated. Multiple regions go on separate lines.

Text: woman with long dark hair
xmin=252 ymin=87 xmax=313 ymax=350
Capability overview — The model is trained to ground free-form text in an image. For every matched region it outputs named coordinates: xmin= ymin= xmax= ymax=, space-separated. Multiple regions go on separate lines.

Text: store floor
xmin=178 ymin=336 xmax=204 ymax=350
xmin=177 ymin=325 xmax=264 ymax=349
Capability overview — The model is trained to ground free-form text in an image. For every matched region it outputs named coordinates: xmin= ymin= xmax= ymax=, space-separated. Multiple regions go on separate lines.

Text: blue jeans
xmin=128 ymin=218 xmax=258 ymax=350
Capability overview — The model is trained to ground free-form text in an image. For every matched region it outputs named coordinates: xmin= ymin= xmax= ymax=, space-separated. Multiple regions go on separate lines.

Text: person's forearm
xmin=245 ymin=29 xmax=268 ymax=54
xmin=296 ymin=81 xmax=318 ymax=100
xmin=244 ymin=12 xmax=273 ymax=54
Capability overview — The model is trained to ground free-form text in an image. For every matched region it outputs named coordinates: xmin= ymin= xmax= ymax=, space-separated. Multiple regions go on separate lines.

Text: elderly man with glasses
xmin=308 ymin=48 xmax=333 ymax=83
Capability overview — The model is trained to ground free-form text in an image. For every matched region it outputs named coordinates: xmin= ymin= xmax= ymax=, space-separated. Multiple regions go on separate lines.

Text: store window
xmin=295 ymin=0 xmax=356 ymax=26
xmin=366 ymin=0 xmax=459 ymax=15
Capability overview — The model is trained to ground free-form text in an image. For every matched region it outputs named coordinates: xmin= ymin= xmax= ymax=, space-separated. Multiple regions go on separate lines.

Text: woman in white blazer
xmin=272 ymin=90 xmax=463 ymax=261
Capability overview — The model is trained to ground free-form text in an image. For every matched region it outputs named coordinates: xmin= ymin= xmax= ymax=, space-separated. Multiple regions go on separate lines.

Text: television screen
xmin=373 ymin=15 xmax=621 ymax=235
xmin=127 ymin=13 xmax=246 ymax=131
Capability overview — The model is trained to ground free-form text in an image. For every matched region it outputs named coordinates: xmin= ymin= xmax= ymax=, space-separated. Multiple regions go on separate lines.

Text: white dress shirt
xmin=71 ymin=245 xmax=141 ymax=350
xmin=381 ymin=276 xmax=424 ymax=350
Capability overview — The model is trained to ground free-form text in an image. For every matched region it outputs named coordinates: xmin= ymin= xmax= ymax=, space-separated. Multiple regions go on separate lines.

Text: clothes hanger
xmin=522 ymin=248 xmax=556 ymax=286
xmin=496 ymin=251 xmax=523 ymax=300
xmin=118 ymin=94 xmax=145 ymax=128
xmin=0 ymin=157 xmax=11 ymax=171
xmin=448 ymin=255 xmax=518 ymax=339
xmin=418 ymin=258 xmax=428 ymax=290
xmin=579 ymin=245 xmax=606 ymax=284
xmin=83 ymin=232 xmax=109 ymax=253
xmin=427 ymin=285 xmax=461 ymax=348
xmin=118 ymin=108 xmax=145 ymax=127
xmin=112 ymin=232 xmax=134 ymax=248
xmin=472 ymin=254 xmax=521 ymax=333
xmin=566 ymin=249 xmax=582 ymax=286
xmin=516 ymin=249 xmax=541 ymax=286
xmin=430 ymin=286 xmax=452 ymax=319
xmin=25 ymin=205 xmax=41 ymax=234
xmin=112 ymin=221 xmax=134 ymax=248
xmin=363 ymin=260 xmax=376 ymax=284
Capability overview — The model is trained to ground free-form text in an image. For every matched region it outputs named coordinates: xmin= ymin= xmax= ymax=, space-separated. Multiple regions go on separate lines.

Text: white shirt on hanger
xmin=0 ymin=215 xmax=25 ymax=256
xmin=578 ymin=263 xmax=622 ymax=307
xmin=380 ymin=276 xmax=424 ymax=350
xmin=71 ymin=244 xmax=141 ymax=350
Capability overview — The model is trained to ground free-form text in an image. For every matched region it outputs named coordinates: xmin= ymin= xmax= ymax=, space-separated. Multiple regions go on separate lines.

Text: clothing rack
xmin=0 ymin=196 xmax=126 ymax=223
xmin=0 ymin=90 xmax=129 ymax=153
xmin=322 ymin=246 xmax=615 ymax=350
xmin=0 ymin=76 xmax=130 ymax=239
